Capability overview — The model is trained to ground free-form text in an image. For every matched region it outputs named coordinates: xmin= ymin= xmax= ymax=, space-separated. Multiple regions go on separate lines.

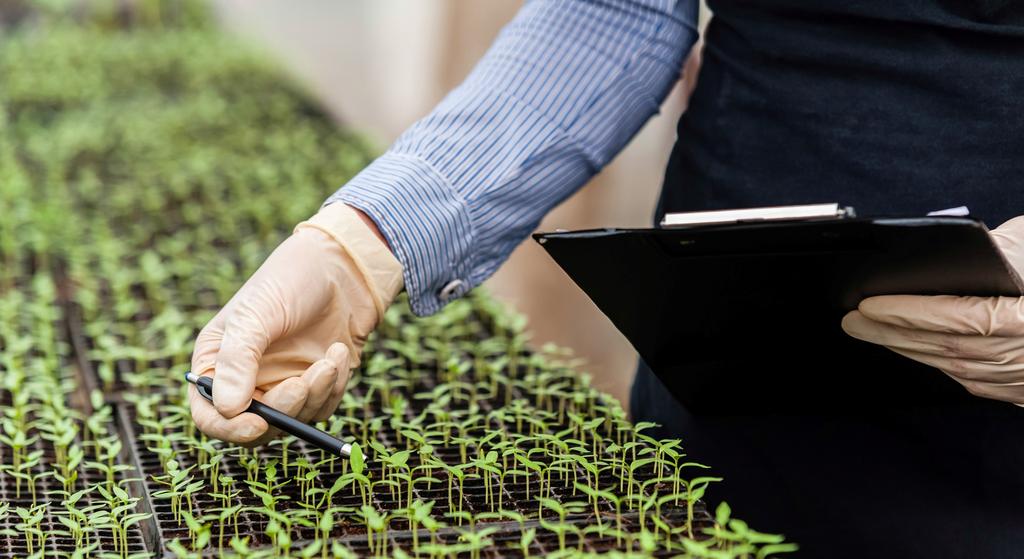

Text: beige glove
xmin=189 ymin=204 xmax=403 ymax=444
xmin=842 ymin=216 xmax=1024 ymax=404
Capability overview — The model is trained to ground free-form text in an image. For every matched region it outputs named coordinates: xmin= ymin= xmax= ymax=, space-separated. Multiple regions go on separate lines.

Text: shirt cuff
xmin=295 ymin=203 xmax=404 ymax=319
xmin=325 ymin=152 xmax=475 ymax=316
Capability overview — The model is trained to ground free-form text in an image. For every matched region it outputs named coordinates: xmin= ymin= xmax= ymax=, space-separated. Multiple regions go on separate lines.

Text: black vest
xmin=633 ymin=2 xmax=1024 ymax=557
xmin=660 ymin=0 xmax=1024 ymax=225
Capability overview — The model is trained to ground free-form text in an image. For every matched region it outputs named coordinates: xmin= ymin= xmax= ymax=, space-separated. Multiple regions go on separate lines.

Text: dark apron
xmin=631 ymin=2 xmax=1024 ymax=557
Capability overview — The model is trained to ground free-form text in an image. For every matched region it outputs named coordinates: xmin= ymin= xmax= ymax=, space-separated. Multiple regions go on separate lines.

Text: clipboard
xmin=533 ymin=205 xmax=1024 ymax=412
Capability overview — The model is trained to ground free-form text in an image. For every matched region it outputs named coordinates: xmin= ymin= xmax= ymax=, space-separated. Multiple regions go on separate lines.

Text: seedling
xmin=323 ymin=443 xmax=371 ymax=508
xmin=358 ymin=505 xmax=388 ymax=556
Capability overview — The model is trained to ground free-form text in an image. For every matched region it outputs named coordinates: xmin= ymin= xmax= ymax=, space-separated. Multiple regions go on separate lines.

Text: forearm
xmin=330 ymin=0 xmax=699 ymax=315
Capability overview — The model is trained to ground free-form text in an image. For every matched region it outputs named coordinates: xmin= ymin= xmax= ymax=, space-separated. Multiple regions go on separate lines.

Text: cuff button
xmin=439 ymin=279 xmax=465 ymax=302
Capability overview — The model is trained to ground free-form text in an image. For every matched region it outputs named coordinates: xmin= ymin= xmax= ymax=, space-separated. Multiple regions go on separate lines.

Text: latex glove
xmin=189 ymin=204 xmax=403 ymax=444
xmin=842 ymin=216 xmax=1024 ymax=404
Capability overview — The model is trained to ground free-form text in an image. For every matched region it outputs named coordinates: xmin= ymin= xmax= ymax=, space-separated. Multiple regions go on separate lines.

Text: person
xmin=189 ymin=1 xmax=1024 ymax=557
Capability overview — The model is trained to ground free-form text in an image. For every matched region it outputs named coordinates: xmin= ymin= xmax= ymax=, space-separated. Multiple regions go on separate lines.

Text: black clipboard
xmin=534 ymin=213 xmax=1024 ymax=412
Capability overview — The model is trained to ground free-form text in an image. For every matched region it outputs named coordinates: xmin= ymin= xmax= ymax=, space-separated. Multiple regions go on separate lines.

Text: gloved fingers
xmin=214 ymin=297 xmax=278 ymax=418
xmin=244 ymin=376 xmax=310 ymax=447
xmin=857 ymin=295 xmax=1024 ymax=337
xmin=991 ymin=216 xmax=1024 ymax=276
xmin=954 ymin=378 xmax=1024 ymax=405
xmin=312 ymin=377 xmax=348 ymax=422
xmin=190 ymin=308 xmax=228 ymax=377
xmin=295 ymin=343 xmax=348 ymax=423
xmin=889 ymin=347 xmax=1024 ymax=404
xmin=880 ymin=342 xmax=1024 ymax=386
xmin=842 ymin=310 xmax=1024 ymax=362
xmin=313 ymin=363 xmax=354 ymax=423
xmin=292 ymin=359 xmax=337 ymax=424
xmin=189 ymin=380 xmax=268 ymax=444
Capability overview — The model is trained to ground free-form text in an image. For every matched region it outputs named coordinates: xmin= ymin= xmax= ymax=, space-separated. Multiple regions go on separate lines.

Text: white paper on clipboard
xmin=660 ymin=203 xmax=854 ymax=228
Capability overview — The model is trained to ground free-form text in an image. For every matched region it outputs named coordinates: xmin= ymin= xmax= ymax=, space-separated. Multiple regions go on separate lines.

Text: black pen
xmin=184 ymin=371 xmax=352 ymax=458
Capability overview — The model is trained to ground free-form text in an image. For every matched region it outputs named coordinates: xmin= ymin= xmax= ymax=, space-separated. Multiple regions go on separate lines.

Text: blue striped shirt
xmin=328 ymin=0 xmax=700 ymax=315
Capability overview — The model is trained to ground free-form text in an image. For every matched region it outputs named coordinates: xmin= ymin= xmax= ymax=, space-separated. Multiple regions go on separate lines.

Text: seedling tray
xmin=0 ymin=430 xmax=150 ymax=557
xmin=90 ymin=304 xmax=720 ymax=557
xmin=0 ymin=292 xmax=151 ymax=558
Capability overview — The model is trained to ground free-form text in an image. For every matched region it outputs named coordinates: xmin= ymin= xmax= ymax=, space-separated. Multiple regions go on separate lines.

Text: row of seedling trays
xmin=0 ymin=247 xmax=725 ymax=558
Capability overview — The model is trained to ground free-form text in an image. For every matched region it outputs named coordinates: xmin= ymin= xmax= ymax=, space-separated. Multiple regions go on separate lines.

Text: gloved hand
xmin=842 ymin=216 xmax=1024 ymax=405
xmin=189 ymin=203 xmax=403 ymax=444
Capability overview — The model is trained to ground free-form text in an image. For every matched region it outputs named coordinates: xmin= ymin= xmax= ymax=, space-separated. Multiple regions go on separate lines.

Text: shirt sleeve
xmin=328 ymin=0 xmax=700 ymax=316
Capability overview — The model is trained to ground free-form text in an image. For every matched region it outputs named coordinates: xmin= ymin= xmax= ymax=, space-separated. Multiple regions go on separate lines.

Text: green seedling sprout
xmin=357 ymin=505 xmax=388 ymax=556
xmin=316 ymin=508 xmax=335 ymax=558
xmin=574 ymin=481 xmax=617 ymax=527
xmin=538 ymin=517 xmax=578 ymax=553
xmin=703 ymin=502 xmax=800 ymax=558
xmin=179 ymin=510 xmax=212 ymax=551
xmin=323 ymin=442 xmax=371 ymax=509
xmin=6 ymin=449 xmax=47 ymax=504
xmin=456 ymin=526 xmax=499 ymax=559
xmin=684 ymin=475 xmax=724 ymax=538
xmin=0 ymin=418 xmax=38 ymax=497
xmin=402 ymin=499 xmax=434 ymax=552
xmin=471 ymin=450 xmax=501 ymax=510
xmin=14 ymin=504 xmax=47 ymax=555
xmin=89 ymin=480 xmax=152 ymax=556
xmin=516 ymin=526 xmax=537 ymax=558
xmin=54 ymin=489 xmax=90 ymax=548
xmin=152 ymin=460 xmax=194 ymax=523
xmin=374 ymin=445 xmax=411 ymax=505
xmin=214 ymin=503 xmax=244 ymax=550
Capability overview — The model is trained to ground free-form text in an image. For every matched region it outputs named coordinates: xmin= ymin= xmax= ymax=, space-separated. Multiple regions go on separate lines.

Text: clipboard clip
xmin=660 ymin=203 xmax=856 ymax=228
